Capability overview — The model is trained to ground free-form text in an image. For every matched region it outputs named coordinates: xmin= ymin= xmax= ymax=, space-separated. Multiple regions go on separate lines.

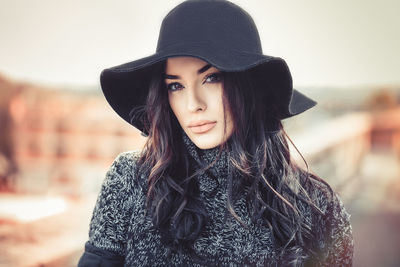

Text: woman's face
xmin=165 ymin=56 xmax=234 ymax=149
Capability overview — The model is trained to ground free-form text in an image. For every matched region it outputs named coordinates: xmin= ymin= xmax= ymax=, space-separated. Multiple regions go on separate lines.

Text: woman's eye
xmin=204 ymin=73 xmax=222 ymax=83
xmin=167 ymin=82 xmax=183 ymax=91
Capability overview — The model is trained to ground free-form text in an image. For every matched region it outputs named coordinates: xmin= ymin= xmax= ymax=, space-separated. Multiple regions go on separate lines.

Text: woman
xmin=79 ymin=0 xmax=354 ymax=266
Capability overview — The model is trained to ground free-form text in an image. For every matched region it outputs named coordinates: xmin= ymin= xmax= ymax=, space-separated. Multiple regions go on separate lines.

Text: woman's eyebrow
xmin=197 ymin=64 xmax=212 ymax=74
xmin=164 ymin=64 xmax=212 ymax=79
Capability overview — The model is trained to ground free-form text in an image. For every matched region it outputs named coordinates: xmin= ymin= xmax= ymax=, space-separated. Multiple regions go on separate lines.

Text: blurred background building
xmin=0 ymin=75 xmax=145 ymax=196
xmin=0 ymin=0 xmax=399 ymax=266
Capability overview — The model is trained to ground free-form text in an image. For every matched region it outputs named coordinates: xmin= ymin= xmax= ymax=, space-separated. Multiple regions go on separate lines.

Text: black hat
xmin=100 ymin=0 xmax=317 ymax=136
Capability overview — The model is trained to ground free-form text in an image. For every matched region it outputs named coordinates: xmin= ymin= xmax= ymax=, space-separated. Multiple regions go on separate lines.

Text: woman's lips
xmin=188 ymin=122 xmax=217 ymax=134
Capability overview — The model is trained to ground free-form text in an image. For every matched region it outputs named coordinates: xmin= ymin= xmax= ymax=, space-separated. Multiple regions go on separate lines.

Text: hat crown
xmin=156 ymin=0 xmax=262 ymax=54
xmin=100 ymin=0 xmax=317 ymax=136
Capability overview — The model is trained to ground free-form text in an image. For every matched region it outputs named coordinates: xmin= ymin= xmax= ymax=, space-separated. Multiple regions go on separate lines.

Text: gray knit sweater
xmin=78 ymin=133 xmax=354 ymax=266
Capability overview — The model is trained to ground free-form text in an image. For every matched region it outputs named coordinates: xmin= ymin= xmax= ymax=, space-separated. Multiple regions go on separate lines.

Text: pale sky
xmin=0 ymin=0 xmax=399 ymax=88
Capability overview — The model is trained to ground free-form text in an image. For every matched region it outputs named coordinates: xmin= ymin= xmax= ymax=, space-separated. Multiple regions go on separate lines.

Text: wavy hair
xmin=133 ymin=60 xmax=335 ymax=266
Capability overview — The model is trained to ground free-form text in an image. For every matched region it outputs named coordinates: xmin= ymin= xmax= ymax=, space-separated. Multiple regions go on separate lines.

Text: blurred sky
xmin=0 ymin=0 xmax=399 ymax=88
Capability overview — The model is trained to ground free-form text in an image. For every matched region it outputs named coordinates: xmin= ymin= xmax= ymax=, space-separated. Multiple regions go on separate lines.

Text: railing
xmin=289 ymin=108 xmax=400 ymax=200
xmin=289 ymin=112 xmax=372 ymax=198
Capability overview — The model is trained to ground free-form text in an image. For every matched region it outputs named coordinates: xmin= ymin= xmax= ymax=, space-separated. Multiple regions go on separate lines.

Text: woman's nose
xmin=187 ymin=85 xmax=206 ymax=112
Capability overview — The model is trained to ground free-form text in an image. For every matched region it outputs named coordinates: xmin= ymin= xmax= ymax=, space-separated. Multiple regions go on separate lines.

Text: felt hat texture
xmin=100 ymin=0 xmax=317 ymax=136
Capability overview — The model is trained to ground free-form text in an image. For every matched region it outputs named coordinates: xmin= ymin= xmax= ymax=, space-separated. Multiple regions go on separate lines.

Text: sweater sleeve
xmin=321 ymin=192 xmax=354 ymax=266
xmin=78 ymin=151 xmax=141 ymax=267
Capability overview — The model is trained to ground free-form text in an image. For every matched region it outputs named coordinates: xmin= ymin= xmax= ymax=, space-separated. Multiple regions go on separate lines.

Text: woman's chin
xmin=185 ymin=131 xmax=227 ymax=150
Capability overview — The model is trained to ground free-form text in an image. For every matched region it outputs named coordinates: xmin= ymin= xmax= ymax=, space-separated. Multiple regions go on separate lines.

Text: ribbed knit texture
xmin=80 ymin=131 xmax=354 ymax=266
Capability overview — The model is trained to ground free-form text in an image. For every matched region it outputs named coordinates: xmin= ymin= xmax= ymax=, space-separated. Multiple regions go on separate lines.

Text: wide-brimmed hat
xmin=100 ymin=0 xmax=317 ymax=136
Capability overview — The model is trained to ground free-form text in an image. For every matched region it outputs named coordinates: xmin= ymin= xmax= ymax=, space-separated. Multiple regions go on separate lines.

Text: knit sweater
xmin=78 ymin=133 xmax=354 ymax=266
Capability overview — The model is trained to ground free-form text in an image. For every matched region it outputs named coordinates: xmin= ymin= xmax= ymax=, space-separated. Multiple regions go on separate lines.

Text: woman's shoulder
xmin=111 ymin=150 xmax=142 ymax=168
xmin=299 ymin=173 xmax=354 ymax=265
xmin=309 ymin=175 xmax=352 ymax=232
xmin=104 ymin=150 xmax=145 ymax=185
xmin=97 ymin=149 xmax=145 ymax=196
xmin=83 ymin=150 xmax=146 ymax=260
xmin=95 ymin=150 xmax=148 ymax=208
xmin=298 ymin=172 xmax=341 ymax=214
xmin=314 ymin=177 xmax=349 ymax=217
xmin=306 ymin=176 xmax=354 ymax=265
xmin=297 ymin=171 xmax=352 ymax=232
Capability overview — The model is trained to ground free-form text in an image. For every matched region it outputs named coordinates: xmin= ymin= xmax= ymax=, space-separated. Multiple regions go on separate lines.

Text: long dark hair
xmin=133 ymin=60 xmax=335 ymax=265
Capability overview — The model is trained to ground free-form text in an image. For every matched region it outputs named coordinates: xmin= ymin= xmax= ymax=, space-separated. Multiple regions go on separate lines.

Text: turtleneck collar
xmin=180 ymin=129 xmax=230 ymax=191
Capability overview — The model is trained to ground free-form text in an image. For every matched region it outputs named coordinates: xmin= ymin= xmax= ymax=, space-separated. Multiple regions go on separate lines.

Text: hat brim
xmin=100 ymin=46 xmax=317 ymax=134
